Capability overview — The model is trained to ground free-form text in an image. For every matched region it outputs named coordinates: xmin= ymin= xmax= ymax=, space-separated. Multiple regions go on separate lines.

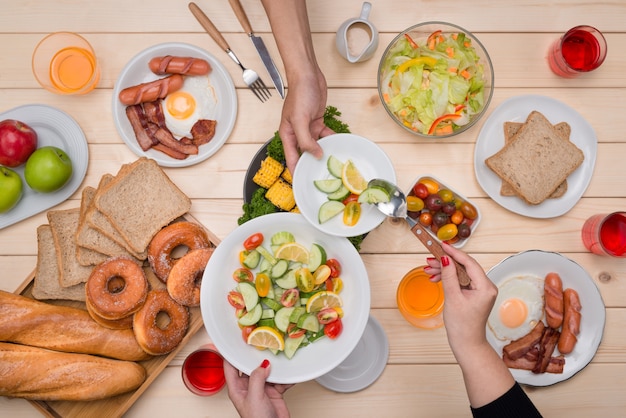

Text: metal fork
xmin=189 ymin=2 xmax=271 ymax=102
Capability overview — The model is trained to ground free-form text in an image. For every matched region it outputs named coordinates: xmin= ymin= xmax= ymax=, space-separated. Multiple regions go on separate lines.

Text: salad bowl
xmin=378 ymin=22 xmax=494 ymax=138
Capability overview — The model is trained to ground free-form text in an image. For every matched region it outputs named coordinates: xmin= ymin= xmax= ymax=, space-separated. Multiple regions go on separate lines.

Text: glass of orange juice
xmin=396 ymin=266 xmax=444 ymax=329
xmin=32 ymin=32 xmax=100 ymax=95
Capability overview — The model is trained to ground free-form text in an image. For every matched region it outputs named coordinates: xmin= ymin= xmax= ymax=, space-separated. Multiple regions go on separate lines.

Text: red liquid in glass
xmin=561 ymin=29 xmax=601 ymax=71
xmin=600 ymin=213 xmax=626 ymax=256
xmin=183 ymin=350 xmax=225 ymax=393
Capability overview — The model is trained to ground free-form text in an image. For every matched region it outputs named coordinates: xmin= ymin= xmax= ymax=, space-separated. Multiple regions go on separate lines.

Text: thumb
xmin=247 ymin=359 xmax=271 ymax=397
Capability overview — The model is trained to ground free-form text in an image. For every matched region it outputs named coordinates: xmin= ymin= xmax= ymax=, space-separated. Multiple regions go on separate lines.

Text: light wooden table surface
xmin=1 ymin=1 xmax=625 ymax=416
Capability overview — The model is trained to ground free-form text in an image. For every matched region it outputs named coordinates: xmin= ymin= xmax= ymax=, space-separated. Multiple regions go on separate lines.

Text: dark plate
xmin=243 ymin=139 xmax=273 ymax=204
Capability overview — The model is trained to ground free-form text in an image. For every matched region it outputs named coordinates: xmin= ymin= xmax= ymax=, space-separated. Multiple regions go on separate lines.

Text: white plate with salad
xmin=200 ymin=213 xmax=371 ymax=384
xmin=293 ymin=133 xmax=396 ymax=237
xmin=474 ymin=95 xmax=597 ymax=218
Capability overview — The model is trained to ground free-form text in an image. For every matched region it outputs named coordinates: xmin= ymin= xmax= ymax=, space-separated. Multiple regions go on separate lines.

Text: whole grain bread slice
xmin=32 ymin=225 xmax=86 ymax=302
xmin=485 ymin=111 xmax=584 ymax=205
xmin=500 ymin=121 xmax=571 ymax=198
xmin=94 ymin=157 xmax=191 ymax=253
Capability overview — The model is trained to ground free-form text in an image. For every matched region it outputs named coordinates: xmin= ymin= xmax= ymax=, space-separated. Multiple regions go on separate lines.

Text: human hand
xmin=224 ymin=359 xmax=293 ymax=418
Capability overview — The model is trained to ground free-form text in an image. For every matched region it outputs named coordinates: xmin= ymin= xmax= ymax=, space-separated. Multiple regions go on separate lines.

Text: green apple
xmin=24 ymin=146 xmax=73 ymax=193
xmin=0 ymin=166 xmax=23 ymax=213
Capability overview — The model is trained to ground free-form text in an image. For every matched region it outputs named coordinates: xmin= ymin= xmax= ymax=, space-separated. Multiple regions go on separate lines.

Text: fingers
xmin=247 ymin=359 xmax=271 ymax=397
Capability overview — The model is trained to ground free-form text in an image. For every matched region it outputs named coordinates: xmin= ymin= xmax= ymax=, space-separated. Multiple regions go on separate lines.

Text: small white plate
xmin=474 ymin=95 xmax=597 ymax=218
xmin=485 ymin=250 xmax=605 ymax=386
xmin=0 ymin=104 xmax=88 ymax=229
xmin=293 ymin=134 xmax=396 ymax=237
xmin=316 ymin=315 xmax=389 ymax=392
xmin=200 ymin=213 xmax=371 ymax=384
xmin=112 ymin=42 xmax=237 ymax=167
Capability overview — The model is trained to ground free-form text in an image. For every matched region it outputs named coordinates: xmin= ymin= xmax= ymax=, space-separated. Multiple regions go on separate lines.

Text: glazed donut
xmin=86 ymin=257 xmax=148 ymax=321
xmin=133 ymin=289 xmax=189 ymax=355
xmin=167 ymin=247 xmax=213 ymax=307
xmin=148 ymin=222 xmax=210 ymax=282
xmin=85 ymin=298 xmax=134 ymax=330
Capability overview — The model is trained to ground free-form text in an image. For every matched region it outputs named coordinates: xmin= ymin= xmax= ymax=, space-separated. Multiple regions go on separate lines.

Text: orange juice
xmin=50 ymin=46 xmax=98 ymax=93
xmin=396 ymin=266 xmax=444 ymax=329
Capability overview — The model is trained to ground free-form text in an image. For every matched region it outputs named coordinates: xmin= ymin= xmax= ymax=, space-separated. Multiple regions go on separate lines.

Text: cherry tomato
xmin=437 ymin=223 xmax=458 ymax=241
xmin=419 ymin=212 xmax=433 ymax=226
xmin=433 ymin=211 xmax=449 ymax=227
xmin=243 ymin=233 xmax=264 ymax=250
xmin=419 ymin=178 xmax=439 ymax=194
xmin=241 ymin=325 xmax=256 ymax=343
xmin=313 ymin=264 xmax=331 ymax=285
xmin=450 ymin=210 xmax=464 ymax=225
xmin=326 ymin=259 xmax=342 ymax=278
xmin=460 ymin=201 xmax=478 ymax=220
xmin=295 ymin=268 xmax=314 ymax=292
xmin=438 ymin=189 xmax=454 ymax=203
xmin=325 ymin=277 xmax=343 ymax=293
xmin=227 ymin=291 xmax=245 ymax=309
xmin=406 ymin=195 xmax=425 ymax=212
xmin=457 ymin=223 xmax=472 ymax=239
xmin=281 ymin=288 xmax=300 ymax=307
xmin=412 ymin=183 xmax=429 ymax=199
xmin=317 ymin=307 xmax=339 ymax=324
xmin=424 ymin=194 xmax=443 ymax=211
xmin=343 ymin=201 xmax=361 ymax=226
xmin=239 ymin=250 xmax=248 ymax=265
xmin=287 ymin=323 xmax=306 ymax=338
xmin=342 ymin=193 xmax=359 ymax=205
xmin=324 ymin=318 xmax=343 ymax=339
xmin=255 ymin=273 xmax=270 ymax=297
xmin=233 ymin=268 xmax=253 ymax=282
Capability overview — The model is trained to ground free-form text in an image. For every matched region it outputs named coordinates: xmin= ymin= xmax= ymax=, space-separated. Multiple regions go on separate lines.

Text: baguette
xmin=0 ymin=342 xmax=146 ymax=401
xmin=0 ymin=290 xmax=150 ymax=361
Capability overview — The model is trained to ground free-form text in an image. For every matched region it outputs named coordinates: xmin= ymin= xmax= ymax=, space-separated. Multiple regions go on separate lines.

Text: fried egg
xmin=163 ymin=75 xmax=217 ymax=138
xmin=488 ymin=274 xmax=545 ymax=341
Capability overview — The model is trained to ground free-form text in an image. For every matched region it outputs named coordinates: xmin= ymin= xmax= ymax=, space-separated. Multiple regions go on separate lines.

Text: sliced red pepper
xmin=427 ymin=113 xmax=463 ymax=135
xmin=404 ymin=33 xmax=419 ymax=49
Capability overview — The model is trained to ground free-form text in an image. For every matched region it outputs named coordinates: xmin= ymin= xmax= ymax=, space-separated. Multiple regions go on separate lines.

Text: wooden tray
xmin=13 ymin=214 xmax=220 ymax=418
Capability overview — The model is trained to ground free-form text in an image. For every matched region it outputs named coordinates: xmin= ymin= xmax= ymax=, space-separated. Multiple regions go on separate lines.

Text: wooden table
xmin=1 ymin=1 xmax=625 ymax=416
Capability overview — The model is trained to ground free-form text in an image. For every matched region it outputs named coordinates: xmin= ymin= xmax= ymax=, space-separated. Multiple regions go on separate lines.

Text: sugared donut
xmin=85 ymin=297 xmax=134 ymax=330
xmin=148 ymin=221 xmax=210 ymax=282
xmin=167 ymin=247 xmax=213 ymax=307
xmin=86 ymin=256 xmax=148 ymax=321
xmin=133 ymin=289 xmax=189 ymax=355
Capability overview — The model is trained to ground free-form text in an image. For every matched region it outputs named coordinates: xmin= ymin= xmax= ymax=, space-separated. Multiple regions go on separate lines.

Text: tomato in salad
xmin=326 ymin=259 xmax=342 ymax=278
xmin=243 ymin=232 xmax=264 ymax=250
xmin=324 ymin=318 xmax=343 ymax=339
xmin=233 ymin=268 xmax=253 ymax=282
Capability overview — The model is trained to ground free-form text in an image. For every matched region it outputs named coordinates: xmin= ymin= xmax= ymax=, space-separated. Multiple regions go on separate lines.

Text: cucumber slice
xmin=238 ymin=303 xmax=262 ymax=326
xmin=258 ymin=257 xmax=272 ymax=274
xmin=327 ymin=155 xmax=344 ymax=178
xmin=261 ymin=308 xmax=275 ymax=319
xmin=284 ymin=334 xmax=305 ymax=359
xmin=242 ymin=249 xmax=260 ymax=269
xmin=274 ymin=307 xmax=296 ymax=333
xmin=237 ymin=282 xmax=259 ymax=312
xmin=275 ymin=269 xmax=298 ymax=289
xmin=314 ymin=178 xmax=342 ymax=194
xmin=261 ymin=297 xmax=282 ymax=311
xmin=327 ymin=185 xmax=350 ymax=201
xmin=271 ymin=231 xmax=295 ymax=246
xmin=289 ymin=306 xmax=306 ymax=323
xmin=308 ymin=243 xmax=327 ymax=271
xmin=270 ymin=259 xmax=289 ymax=279
xmin=297 ymin=313 xmax=320 ymax=332
xmin=318 ymin=200 xmax=345 ymax=224
xmin=358 ymin=186 xmax=391 ymax=204
xmin=255 ymin=245 xmax=277 ymax=265
xmin=258 ymin=318 xmax=276 ymax=328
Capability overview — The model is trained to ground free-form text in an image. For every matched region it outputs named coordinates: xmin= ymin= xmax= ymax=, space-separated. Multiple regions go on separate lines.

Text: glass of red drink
xmin=181 ymin=344 xmax=226 ymax=396
xmin=581 ymin=212 xmax=626 ymax=257
xmin=548 ymin=25 xmax=607 ymax=78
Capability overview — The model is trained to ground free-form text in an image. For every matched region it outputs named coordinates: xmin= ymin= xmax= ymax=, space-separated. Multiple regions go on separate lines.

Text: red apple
xmin=0 ymin=119 xmax=38 ymax=167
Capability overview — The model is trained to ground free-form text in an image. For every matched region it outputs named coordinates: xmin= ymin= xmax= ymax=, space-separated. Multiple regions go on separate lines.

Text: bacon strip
xmin=502 ymin=321 xmax=545 ymax=360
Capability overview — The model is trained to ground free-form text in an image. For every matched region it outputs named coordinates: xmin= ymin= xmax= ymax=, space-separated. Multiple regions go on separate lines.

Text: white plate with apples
xmin=0 ymin=104 xmax=88 ymax=229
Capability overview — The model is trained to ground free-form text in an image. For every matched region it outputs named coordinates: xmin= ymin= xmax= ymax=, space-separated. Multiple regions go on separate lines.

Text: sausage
xmin=118 ymin=74 xmax=184 ymax=106
xmin=149 ymin=56 xmax=211 ymax=76
xmin=558 ymin=288 xmax=581 ymax=354
xmin=544 ymin=272 xmax=564 ymax=329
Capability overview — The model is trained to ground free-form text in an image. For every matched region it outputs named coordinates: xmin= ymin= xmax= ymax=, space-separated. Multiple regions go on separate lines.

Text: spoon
xmin=368 ymin=178 xmax=471 ymax=286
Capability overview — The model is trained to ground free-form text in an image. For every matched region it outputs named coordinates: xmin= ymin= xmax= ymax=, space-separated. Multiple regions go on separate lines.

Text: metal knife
xmin=227 ymin=0 xmax=285 ymax=98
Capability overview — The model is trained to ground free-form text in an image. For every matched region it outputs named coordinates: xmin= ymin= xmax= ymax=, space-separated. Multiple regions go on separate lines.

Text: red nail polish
xmin=426 ymin=257 xmax=436 ymax=262
xmin=441 ymin=256 xmax=450 ymax=267
xmin=261 ymin=359 xmax=270 ymax=369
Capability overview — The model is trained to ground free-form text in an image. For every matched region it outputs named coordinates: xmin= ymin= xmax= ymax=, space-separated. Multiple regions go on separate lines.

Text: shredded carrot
xmin=435 ymin=125 xmax=454 ymax=135
xmin=383 ymin=93 xmax=390 ymax=103
xmin=446 ymin=47 xmax=455 ymax=58
xmin=448 ymin=67 xmax=457 ymax=74
xmin=460 ymin=70 xmax=471 ymax=79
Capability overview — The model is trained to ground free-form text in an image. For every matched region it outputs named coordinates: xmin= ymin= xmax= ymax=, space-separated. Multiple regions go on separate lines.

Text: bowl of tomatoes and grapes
xmin=406 ymin=175 xmax=481 ymax=248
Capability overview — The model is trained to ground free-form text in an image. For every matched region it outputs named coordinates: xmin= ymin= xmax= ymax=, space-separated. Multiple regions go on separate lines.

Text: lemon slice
xmin=247 ymin=326 xmax=285 ymax=351
xmin=274 ymin=242 xmax=309 ymax=263
xmin=341 ymin=160 xmax=368 ymax=195
xmin=305 ymin=291 xmax=343 ymax=313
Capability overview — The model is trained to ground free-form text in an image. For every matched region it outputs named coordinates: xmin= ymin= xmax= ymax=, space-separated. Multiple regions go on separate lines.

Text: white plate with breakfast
xmin=474 ymin=95 xmax=597 ymax=218
xmin=0 ymin=104 xmax=88 ymax=229
xmin=112 ymin=42 xmax=237 ymax=167
xmin=200 ymin=212 xmax=371 ymax=384
xmin=293 ymin=134 xmax=396 ymax=237
xmin=485 ymin=250 xmax=605 ymax=386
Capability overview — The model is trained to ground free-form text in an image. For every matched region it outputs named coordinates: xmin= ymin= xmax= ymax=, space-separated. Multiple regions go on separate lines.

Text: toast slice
xmin=485 ymin=111 xmax=584 ymax=205
xmin=94 ymin=157 xmax=191 ymax=254
xmin=500 ymin=121 xmax=571 ymax=198
xmin=32 ymin=225 xmax=86 ymax=302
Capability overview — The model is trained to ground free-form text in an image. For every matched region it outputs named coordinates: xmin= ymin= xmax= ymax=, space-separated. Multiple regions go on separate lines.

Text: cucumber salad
xmin=379 ymin=29 xmax=488 ymax=135
xmin=227 ymin=231 xmax=345 ymax=359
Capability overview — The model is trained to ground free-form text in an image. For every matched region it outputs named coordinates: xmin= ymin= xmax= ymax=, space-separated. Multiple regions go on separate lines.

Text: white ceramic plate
xmin=315 ymin=315 xmax=388 ymax=392
xmin=485 ymin=250 xmax=605 ymax=386
xmin=112 ymin=42 xmax=237 ymax=167
xmin=200 ymin=213 xmax=371 ymax=384
xmin=474 ymin=95 xmax=597 ymax=218
xmin=293 ymin=134 xmax=396 ymax=237
xmin=0 ymin=104 xmax=88 ymax=229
